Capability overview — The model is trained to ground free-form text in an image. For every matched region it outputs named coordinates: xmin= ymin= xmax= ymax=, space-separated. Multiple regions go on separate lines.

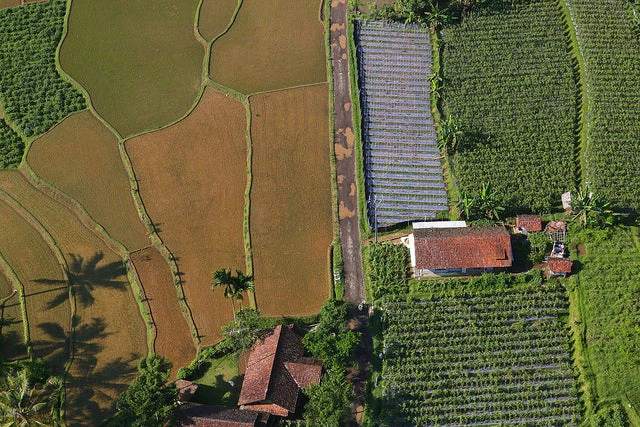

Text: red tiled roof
xmin=238 ymin=325 xmax=321 ymax=417
xmin=175 ymin=379 xmax=199 ymax=403
xmin=516 ymin=215 xmax=542 ymax=232
xmin=414 ymin=226 xmax=512 ymax=270
xmin=548 ymin=258 xmax=573 ymax=273
xmin=177 ymin=403 xmax=258 ymax=427
xmin=545 ymin=221 xmax=567 ymax=232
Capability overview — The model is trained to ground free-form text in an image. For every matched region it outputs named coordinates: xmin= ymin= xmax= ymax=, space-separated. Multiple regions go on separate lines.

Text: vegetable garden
xmin=441 ymin=0 xmax=577 ymax=213
xmin=376 ymin=274 xmax=580 ymax=426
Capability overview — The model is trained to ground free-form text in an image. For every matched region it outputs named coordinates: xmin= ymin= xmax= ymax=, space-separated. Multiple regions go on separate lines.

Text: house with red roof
xmin=404 ymin=223 xmax=513 ymax=277
xmin=548 ymin=257 xmax=573 ymax=277
xmin=516 ymin=214 xmax=543 ymax=233
xmin=238 ymin=325 xmax=322 ymax=417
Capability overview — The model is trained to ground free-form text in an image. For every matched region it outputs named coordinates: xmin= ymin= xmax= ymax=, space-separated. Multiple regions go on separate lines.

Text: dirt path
xmin=330 ymin=0 xmax=365 ymax=305
xmin=346 ymin=307 xmax=372 ymax=426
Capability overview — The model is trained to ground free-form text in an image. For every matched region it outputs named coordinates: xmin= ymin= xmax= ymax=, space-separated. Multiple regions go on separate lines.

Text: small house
xmin=238 ymin=325 xmax=322 ymax=417
xmin=403 ymin=223 xmax=513 ymax=277
xmin=177 ymin=403 xmax=259 ymax=427
xmin=548 ymin=258 xmax=573 ymax=277
xmin=516 ymin=215 xmax=542 ymax=233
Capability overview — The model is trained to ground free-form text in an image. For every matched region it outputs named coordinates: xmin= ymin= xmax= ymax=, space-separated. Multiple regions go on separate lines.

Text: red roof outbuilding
xmin=414 ymin=226 xmax=512 ymax=271
xmin=548 ymin=258 xmax=573 ymax=274
xmin=516 ymin=215 xmax=543 ymax=232
xmin=177 ymin=403 xmax=259 ymax=427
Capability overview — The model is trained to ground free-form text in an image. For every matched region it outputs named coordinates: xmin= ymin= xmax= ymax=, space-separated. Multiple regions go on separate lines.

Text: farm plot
xmin=0 ymin=199 xmax=69 ymax=372
xmin=59 ymin=0 xmax=203 ymax=137
xmin=355 ymin=21 xmax=447 ymax=228
xmin=378 ymin=278 xmax=580 ymax=425
xmin=209 ymin=0 xmax=326 ymax=94
xmin=570 ymin=227 xmax=640 ymax=401
xmin=198 ymin=0 xmax=239 ymax=41
xmin=442 ymin=0 xmax=577 ymax=213
xmin=565 ymin=0 xmax=640 ymax=211
xmin=27 ymin=110 xmax=149 ymax=251
xmin=131 ymin=247 xmax=196 ymax=374
xmin=249 ymin=84 xmax=332 ymax=317
xmin=0 ymin=170 xmax=148 ymax=424
xmin=0 ymin=0 xmax=85 ymax=137
xmin=0 ymin=270 xmax=27 ymax=360
xmin=125 ymin=87 xmax=247 ymax=346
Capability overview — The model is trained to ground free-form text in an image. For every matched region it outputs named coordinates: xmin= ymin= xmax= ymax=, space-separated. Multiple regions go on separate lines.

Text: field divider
xmin=17 ymin=165 xmax=156 ymax=356
xmin=127 ymin=247 xmax=158 ymax=354
xmin=247 ymin=81 xmax=329 ymax=99
xmin=118 ymin=138 xmax=202 ymax=350
xmin=0 ymin=249 xmax=30 ymax=356
xmin=206 ymin=0 xmax=243 ymax=84
xmin=242 ymin=98 xmax=257 ymax=310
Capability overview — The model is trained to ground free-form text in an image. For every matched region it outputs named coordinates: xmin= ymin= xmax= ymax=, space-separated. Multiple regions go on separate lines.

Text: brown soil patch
xmin=131 ymin=247 xmax=196 ymax=374
xmin=0 ymin=0 xmax=20 ymax=9
xmin=0 ymin=198 xmax=69 ymax=371
xmin=198 ymin=0 xmax=238 ymax=41
xmin=126 ymin=88 xmax=247 ymax=346
xmin=249 ymin=84 xmax=332 ymax=317
xmin=0 ymin=170 xmax=147 ymax=425
xmin=577 ymin=243 xmax=587 ymax=256
xmin=27 ymin=111 xmax=149 ymax=250
xmin=0 ymin=272 xmax=27 ymax=360
xmin=340 ymin=201 xmax=356 ymax=219
xmin=209 ymin=0 xmax=327 ymax=94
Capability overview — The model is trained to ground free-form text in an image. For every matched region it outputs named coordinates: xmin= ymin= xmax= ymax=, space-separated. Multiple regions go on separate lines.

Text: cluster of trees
xmin=0 ymin=0 xmax=85 ymax=138
xmin=570 ymin=185 xmax=620 ymax=228
xmin=368 ymin=0 xmax=490 ymax=29
xmin=0 ymin=120 xmax=23 ymax=168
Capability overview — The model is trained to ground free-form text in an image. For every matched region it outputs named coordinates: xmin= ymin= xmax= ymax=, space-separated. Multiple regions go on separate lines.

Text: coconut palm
xmin=0 ymin=369 xmax=59 ymax=426
xmin=211 ymin=268 xmax=254 ymax=321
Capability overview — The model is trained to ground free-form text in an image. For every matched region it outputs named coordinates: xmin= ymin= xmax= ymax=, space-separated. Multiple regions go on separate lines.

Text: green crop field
xmin=209 ymin=0 xmax=327 ymax=94
xmin=59 ymin=0 xmax=204 ymax=137
xmin=565 ymin=0 xmax=640 ymax=211
xmin=441 ymin=0 xmax=577 ymax=213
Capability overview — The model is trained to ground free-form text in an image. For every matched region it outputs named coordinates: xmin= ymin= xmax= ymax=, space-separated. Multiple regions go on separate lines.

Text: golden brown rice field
xmin=0 ymin=198 xmax=69 ymax=372
xmin=59 ymin=0 xmax=204 ymax=137
xmin=198 ymin=0 xmax=238 ymax=41
xmin=0 ymin=270 xmax=27 ymax=360
xmin=131 ymin=247 xmax=196 ymax=374
xmin=209 ymin=0 xmax=326 ymax=94
xmin=249 ymin=84 xmax=332 ymax=317
xmin=27 ymin=111 xmax=149 ymax=251
xmin=0 ymin=170 xmax=148 ymax=425
xmin=125 ymin=87 xmax=247 ymax=346
xmin=0 ymin=0 xmax=20 ymax=9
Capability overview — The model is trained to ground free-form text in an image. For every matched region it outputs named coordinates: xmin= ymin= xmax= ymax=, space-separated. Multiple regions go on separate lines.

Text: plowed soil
xmin=209 ymin=0 xmax=326 ymax=94
xmin=249 ymin=84 xmax=332 ymax=317
xmin=126 ymin=87 xmax=247 ymax=346
xmin=27 ymin=111 xmax=149 ymax=251
xmin=198 ymin=0 xmax=238 ymax=41
xmin=131 ymin=247 xmax=196 ymax=374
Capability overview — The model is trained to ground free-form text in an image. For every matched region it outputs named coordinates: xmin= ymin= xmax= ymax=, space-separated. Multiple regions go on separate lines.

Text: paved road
xmin=330 ymin=0 xmax=365 ymax=304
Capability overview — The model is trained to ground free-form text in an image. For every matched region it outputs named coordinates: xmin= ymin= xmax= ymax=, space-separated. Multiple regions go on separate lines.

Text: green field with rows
xmin=441 ymin=0 xmax=577 ymax=213
xmin=374 ymin=274 xmax=580 ymax=426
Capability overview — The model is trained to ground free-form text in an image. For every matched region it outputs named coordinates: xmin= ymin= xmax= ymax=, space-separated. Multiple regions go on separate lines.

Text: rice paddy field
xmin=131 ymin=247 xmax=196 ymax=374
xmin=0 ymin=269 xmax=26 ymax=360
xmin=198 ymin=0 xmax=239 ymax=41
xmin=27 ymin=111 xmax=149 ymax=251
xmin=125 ymin=87 xmax=248 ymax=346
xmin=249 ymin=84 xmax=333 ymax=317
xmin=59 ymin=0 xmax=204 ymax=137
xmin=209 ymin=0 xmax=327 ymax=94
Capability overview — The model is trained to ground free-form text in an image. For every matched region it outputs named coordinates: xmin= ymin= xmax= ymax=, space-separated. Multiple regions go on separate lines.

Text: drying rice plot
xmin=355 ymin=21 xmax=447 ymax=227
xmin=0 ymin=170 xmax=148 ymax=425
xmin=131 ymin=247 xmax=196 ymax=374
xmin=249 ymin=84 xmax=332 ymax=317
xmin=126 ymin=87 xmax=247 ymax=346
xmin=27 ymin=110 xmax=149 ymax=251
xmin=59 ymin=0 xmax=203 ymax=137
xmin=209 ymin=0 xmax=326 ymax=94
xmin=0 ymin=270 xmax=27 ymax=360
xmin=0 ymin=199 xmax=69 ymax=372
xmin=198 ymin=0 xmax=238 ymax=41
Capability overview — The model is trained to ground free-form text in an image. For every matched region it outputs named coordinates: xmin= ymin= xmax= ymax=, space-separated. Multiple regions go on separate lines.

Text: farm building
xmin=402 ymin=222 xmax=513 ymax=277
xmin=516 ymin=214 xmax=542 ymax=232
xmin=177 ymin=403 xmax=260 ymax=427
xmin=548 ymin=258 xmax=573 ymax=277
xmin=238 ymin=325 xmax=322 ymax=417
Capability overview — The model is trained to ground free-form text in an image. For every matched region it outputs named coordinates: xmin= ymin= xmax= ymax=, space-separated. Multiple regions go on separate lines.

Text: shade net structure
xmin=355 ymin=20 xmax=448 ymax=229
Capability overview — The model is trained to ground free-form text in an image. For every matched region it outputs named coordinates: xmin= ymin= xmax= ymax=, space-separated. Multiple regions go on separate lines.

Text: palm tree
xmin=0 ymin=369 xmax=60 ymax=426
xmin=456 ymin=190 xmax=476 ymax=220
xmin=437 ymin=115 xmax=463 ymax=153
xmin=477 ymin=182 xmax=505 ymax=220
xmin=424 ymin=1 xmax=456 ymax=32
xmin=570 ymin=185 xmax=617 ymax=228
xmin=211 ymin=268 xmax=254 ymax=321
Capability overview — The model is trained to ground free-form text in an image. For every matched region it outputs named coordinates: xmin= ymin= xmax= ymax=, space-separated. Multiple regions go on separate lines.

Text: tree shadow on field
xmin=456 ymin=130 xmax=493 ymax=153
xmin=35 ymin=252 xmax=127 ymax=309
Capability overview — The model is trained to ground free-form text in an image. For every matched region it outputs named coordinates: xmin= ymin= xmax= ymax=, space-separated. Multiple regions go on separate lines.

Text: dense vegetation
xmin=565 ymin=0 xmax=640 ymax=211
xmin=441 ymin=0 xmax=577 ymax=213
xmin=569 ymin=226 xmax=640 ymax=412
xmin=373 ymin=273 xmax=580 ymax=425
xmin=0 ymin=0 xmax=85 ymax=138
xmin=0 ymin=120 xmax=23 ymax=168
xmin=363 ymin=242 xmax=409 ymax=300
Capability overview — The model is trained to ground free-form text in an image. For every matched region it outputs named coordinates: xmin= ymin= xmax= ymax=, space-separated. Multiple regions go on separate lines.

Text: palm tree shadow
xmin=35 ymin=252 xmax=127 ymax=310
